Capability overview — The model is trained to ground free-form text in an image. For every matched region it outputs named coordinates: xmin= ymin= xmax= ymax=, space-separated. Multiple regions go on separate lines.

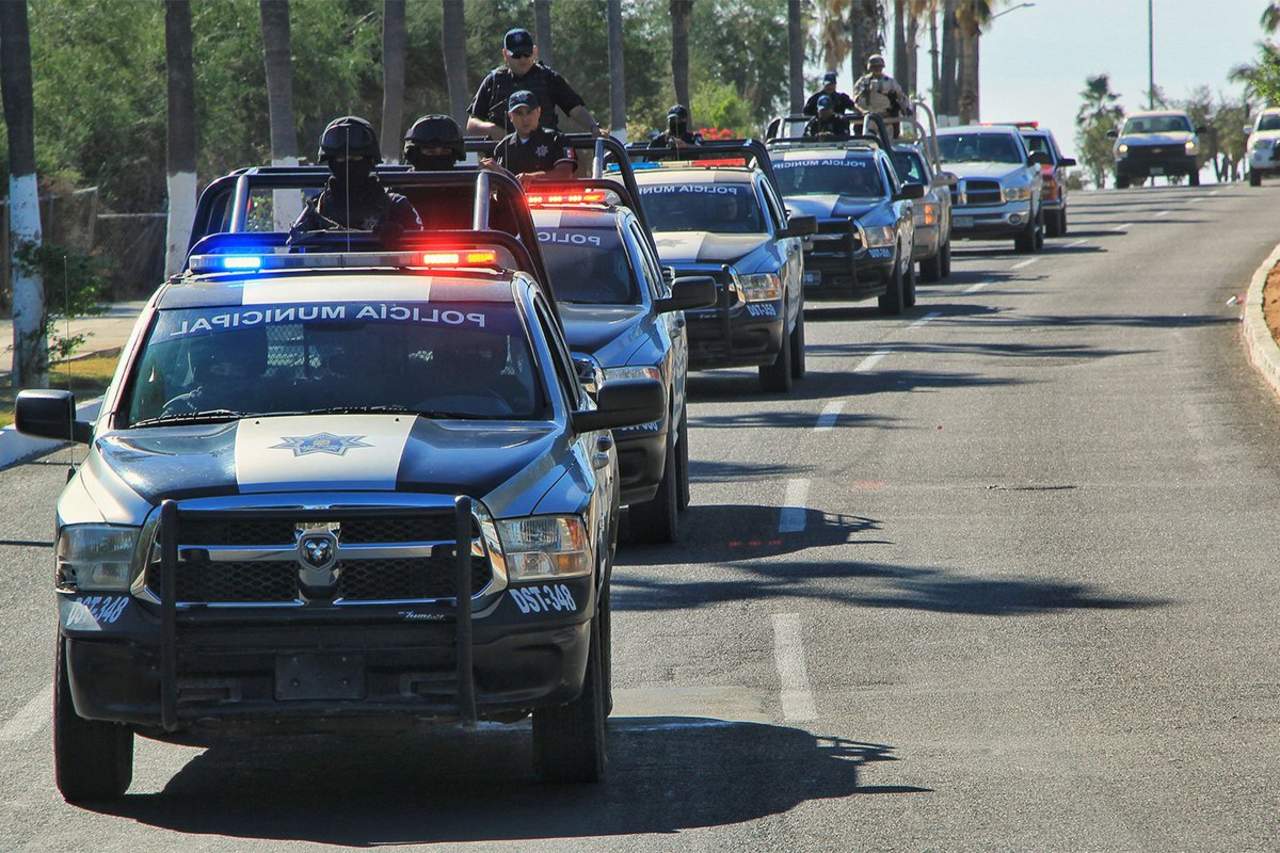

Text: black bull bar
xmin=156 ymin=496 xmax=479 ymax=732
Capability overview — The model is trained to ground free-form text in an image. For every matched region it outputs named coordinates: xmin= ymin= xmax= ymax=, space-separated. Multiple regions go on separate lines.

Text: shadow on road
xmin=87 ymin=720 xmax=922 ymax=844
xmin=688 ymin=366 xmax=1023 ymax=404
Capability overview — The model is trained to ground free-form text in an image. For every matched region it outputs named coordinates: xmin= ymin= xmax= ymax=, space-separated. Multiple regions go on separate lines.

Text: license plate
xmin=803 ymin=271 xmax=822 ymax=286
xmin=954 ymin=216 xmax=973 ymax=229
xmin=1150 ymin=166 xmax=1164 ymax=175
xmin=275 ymin=653 xmax=366 ymax=701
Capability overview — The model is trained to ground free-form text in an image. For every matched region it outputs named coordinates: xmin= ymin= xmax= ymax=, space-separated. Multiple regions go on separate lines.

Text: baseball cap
xmin=817 ymin=95 xmax=833 ymax=110
xmin=868 ymin=53 xmax=886 ymax=67
xmin=504 ymin=28 xmax=535 ymax=57
xmin=823 ymin=71 xmax=838 ymax=84
xmin=507 ymin=89 xmax=538 ymax=113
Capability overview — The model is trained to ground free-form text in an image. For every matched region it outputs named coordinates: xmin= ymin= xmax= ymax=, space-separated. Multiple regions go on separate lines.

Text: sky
xmin=831 ymin=0 xmax=1271 ymax=159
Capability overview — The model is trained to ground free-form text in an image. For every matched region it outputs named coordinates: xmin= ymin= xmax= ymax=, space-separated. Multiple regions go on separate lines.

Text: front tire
xmin=1045 ymin=208 xmax=1064 ymax=238
xmin=877 ymin=249 xmax=906 ymax=315
xmin=54 ymin=638 xmax=133 ymax=803
xmin=628 ymin=434 xmax=678 ymax=543
xmin=675 ymin=409 xmax=690 ymax=512
xmin=903 ymin=255 xmax=918 ymax=307
xmin=533 ymin=613 xmax=607 ymax=783
xmin=1250 ymin=170 xmax=1263 ymax=187
xmin=1014 ymin=214 xmax=1039 ymax=254
xmin=939 ymin=239 xmax=952 ymax=277
xmin=920 ymin=248 xmax=943 ymax=282
xmin=759 ymin=316 xmax=794 ymax=392
xmin=1189 ymin=170 xmax=1200 ymax=187
xmin=789 ymin=306 xmax=806 ymax=379
xmin=1116 ymin=175 xmax=1130 ymax=189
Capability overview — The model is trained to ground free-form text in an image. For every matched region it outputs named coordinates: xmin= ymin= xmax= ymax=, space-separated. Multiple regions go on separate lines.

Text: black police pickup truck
xmin=629 ymin=141 xmax=816 ymax=393
xmin=15 ymin=169 xmax=665 ymax=801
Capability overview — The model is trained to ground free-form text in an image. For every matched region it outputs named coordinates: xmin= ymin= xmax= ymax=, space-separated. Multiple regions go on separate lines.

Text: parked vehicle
xmin=1246 ymin=107 xmax=1280 ymax=187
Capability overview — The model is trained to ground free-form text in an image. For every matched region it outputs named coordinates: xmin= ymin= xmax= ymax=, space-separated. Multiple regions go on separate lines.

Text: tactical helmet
xmin=667 ymin=104 xmax=690 ymax=122
xmin=317 ymin=115 xmax=382 ymax=164
xmin=403 ymin=114 xmax=464 ymax=162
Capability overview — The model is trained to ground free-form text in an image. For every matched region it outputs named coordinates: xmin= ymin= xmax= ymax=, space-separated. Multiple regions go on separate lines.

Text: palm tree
xmin=607 ymin=0 xmax=626 ymax=140
xmin=441 ymin=0 xmax=469 ymax=126
xmin=1263 ymin=3 xmax=1280 ymax=33
xmin=0 ymin=0 xmax=45 ymax=386
xmin=380 ymin=0 xmax=406 ymax=162
xmin=955 ymin=0 xmax=993 ymax=124
xmin=259 ymin=0 xmax=299 ymax=229
xmin=533 ymin=0 xmax=554 ymax=68
xmin=893 ymin=0 xmax=907 ymax=83
xmin=817 ymin=0 xmax=852 ymax=73
xmin=848 ymin=0 xmax=884 ymax=80
xmin=670 ymin=0 xmax=693 ymax=108
xmin=939 ymin=0 xmax=957 ymax=118
xmin=1074 ymin=73 xmax=1123 ymax=188
xmin=788 ymin=0 xmax=805 ymax=113
xmin=163 ymin=0 xmax=197 ymax=279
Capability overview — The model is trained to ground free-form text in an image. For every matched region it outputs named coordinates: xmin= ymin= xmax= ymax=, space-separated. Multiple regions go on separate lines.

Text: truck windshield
xmin=888 ymin=151 xmax=927 ymax=186
xmin=774 ymin=158 xmax=887 ymax=197
xmin=537 ymin=227 xmax=639 ymax=304
xmin=1258 ymin=114 xmax=1280 ymax=132
xmin=1122 ymin=115 xmax=1192 ymax=134
xmin=938 ymin=133 xmax=1024 ymax=164
xmin=124 ymin=299 xmax=546 ymax=425
xmin=637 ymin=183 xmax=766 ymax=234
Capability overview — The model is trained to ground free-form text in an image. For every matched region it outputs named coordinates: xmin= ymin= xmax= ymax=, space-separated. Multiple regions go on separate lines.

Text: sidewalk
xmin=0 ymin=301 xmax=145 ymax=372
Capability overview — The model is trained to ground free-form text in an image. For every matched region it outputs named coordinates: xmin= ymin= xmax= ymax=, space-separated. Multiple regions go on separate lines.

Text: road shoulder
xmin=1241 ymin=240 xmax=1280 ymax=399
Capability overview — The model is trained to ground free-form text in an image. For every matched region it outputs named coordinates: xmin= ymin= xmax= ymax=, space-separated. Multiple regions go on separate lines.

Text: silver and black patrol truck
xmin=529 ymin=183 xmax=714 ymax=544
xmin=16 ymin=172 xmax=665 ymax=802
xmin=629 ymin=141 xmax=816 ymax=393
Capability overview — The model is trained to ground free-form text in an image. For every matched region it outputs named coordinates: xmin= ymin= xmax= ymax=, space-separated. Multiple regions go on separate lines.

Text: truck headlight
xmin=736 ymin=273 xmax=781 ymax=302
xmin=56 ymin=525 xmax=141 ymax=592
xmin=1117 ymin=143 xmax=1129 ymax=155
xmin=497 ymin=516 xmax=592 ymax=581
xmin=1185 ymin=140 xmax=1198 ymax=155
xmin=1003 ymin=185 xmax=1032 ymax=202
xmin=864 ymin=225 xmax=896 ymax=248
xmin=604 ymin=365 xmax=662 ymax=383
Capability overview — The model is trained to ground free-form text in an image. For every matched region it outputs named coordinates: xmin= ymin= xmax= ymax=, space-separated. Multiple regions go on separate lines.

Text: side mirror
xmin=935 ymin=171 xmax=960 ymax=187
xmin=15 ymin=389 xmax=92 ymax=444
xmin=1106 ymin=129 xmax=1118 ymax=139
xmin=893 ymin=183 xmax=926 ymax=201
xmin=1028 ymin=151 xmax=1052 ymax=167
xmin=781 ymin=214 xmax=817 ymax=237
xmin=655 ymin=276 xmax=717 ymax=313
xmin=572 ymin=353 xmax=604 ymax=398
xmin=571 ymin=376 xmax=666 ymax=433
xmin=1244 ymin=124 xmax=1253 ymax=135
xmin=1057 ymin=157 xmax=1077 ymax=167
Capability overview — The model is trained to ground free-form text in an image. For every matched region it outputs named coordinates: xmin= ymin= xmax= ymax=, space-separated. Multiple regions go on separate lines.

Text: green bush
xmin=13 ymin=242 xmax=106 ymax=361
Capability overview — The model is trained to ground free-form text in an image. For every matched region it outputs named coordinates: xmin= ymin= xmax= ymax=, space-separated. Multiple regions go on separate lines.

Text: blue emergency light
xmin=220 ymin=255 xmax=264 ymax=270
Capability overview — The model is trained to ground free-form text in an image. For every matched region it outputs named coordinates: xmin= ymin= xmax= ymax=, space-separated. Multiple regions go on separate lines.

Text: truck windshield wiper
xmin=302 ymin=405 xmax=487 ymax=420
xmin=131 ymin=409 xmax=247 ymax=428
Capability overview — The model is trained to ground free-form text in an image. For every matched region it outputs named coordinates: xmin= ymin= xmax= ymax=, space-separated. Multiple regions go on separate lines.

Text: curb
xmin=1241 ymin=241 xmax=1280 ymax=399
xmin=0 ymin=397 xmax=101 ymax=471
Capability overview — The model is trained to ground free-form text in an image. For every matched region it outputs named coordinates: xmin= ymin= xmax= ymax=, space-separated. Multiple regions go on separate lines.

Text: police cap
xmin=403 ymin=114 xmax=464 ymax=160
xmin=667 ymin=104 xmax=690 ymax=121
xmin=507 ymin=89 xmax=538 ymax=113
xmin=816 ymin=95 xmax=833 ymax=111
xmin=867 ymin=53 xmax=886 ymax=68
xmin=318 ymin=115 xmax=381 ymax=163
xmin=823 ymin=71 xmax=838 ymax=84
xmin=504 ymin=28 xmax=535 ymax=57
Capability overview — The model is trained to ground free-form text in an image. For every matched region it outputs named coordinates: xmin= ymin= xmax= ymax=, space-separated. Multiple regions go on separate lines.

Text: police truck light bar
xmin=188 ymin=249 xmax=502 ymax=275
xmin=525 ymin=189 xmax=609 ymax=207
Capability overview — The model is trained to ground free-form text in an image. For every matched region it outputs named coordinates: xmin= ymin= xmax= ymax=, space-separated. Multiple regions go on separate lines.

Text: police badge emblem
xmin=271 ymin=433 xmax=373 ymax=457
xmin=535 ymin=144 xmax=549 ymax=158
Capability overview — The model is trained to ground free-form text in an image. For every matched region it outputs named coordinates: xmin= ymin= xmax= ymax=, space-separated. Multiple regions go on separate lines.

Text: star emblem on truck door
xmin=271 ymin=433 xmax=372 ymax=457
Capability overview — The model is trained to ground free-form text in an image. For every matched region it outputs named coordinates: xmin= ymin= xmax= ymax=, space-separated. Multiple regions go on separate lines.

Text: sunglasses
xmin=508 ymin=50 xmax=532 ymax=59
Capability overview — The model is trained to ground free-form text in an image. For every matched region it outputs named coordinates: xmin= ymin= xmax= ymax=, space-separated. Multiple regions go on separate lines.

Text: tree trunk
xmin=670 ymin=0 xmax=692 ymax=107
xmin=788 ymin=0 xmax=804 ymax=114
xmin=259 ymin=0 xmax=300 ymax=230
xmin=380 ymin=0 xmax=406 ymax=162
xmin=892 ymin=0 xmax=906 ymax=84
xmin=940 ymin=0 xmax=957 ymax=119
xmin=0 ymin=0 xmax=45 ymax=386
xmin=607 ymin=0 xmax=626 ymax=142
xmin=957 ymin=20 xmax=978 ymax=123
xmin=164 ymin=0 xmax=197 ymax=279
xmin=929 ymin=5 xmax=940 ymax=114
xmin=441 ymin=0 xmax=469 ymax=126
xmin=533 ymin=0 xmax=553 ymax=69
xmin=905 ymin=10 xmax=919 ymax=96
xmin=848 ymin=0 xmax=882 ymax=81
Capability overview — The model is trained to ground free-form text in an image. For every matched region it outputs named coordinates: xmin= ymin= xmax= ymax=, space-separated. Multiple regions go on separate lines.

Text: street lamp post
xmin=990 ymin=2 xmax=1035 ymax=21
xmin=1148 ymin=0 xmax=1155 ymax=109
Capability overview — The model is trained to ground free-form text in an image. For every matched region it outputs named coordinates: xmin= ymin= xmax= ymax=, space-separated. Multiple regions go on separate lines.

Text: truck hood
xmin=783 ymin=194 xmax=882 ymax=221
xmin=651 ymin=232 xmax=772 ymax=265
xmin=89 ymin=414 xmax=560 ymax=503
xmin=559 ymin=303 xmax=649 ymax=365
xmin=1118 ymin=131 xmax=1194 ymax=147
xmin=942 ymin=161 xmax=1028 ymax=181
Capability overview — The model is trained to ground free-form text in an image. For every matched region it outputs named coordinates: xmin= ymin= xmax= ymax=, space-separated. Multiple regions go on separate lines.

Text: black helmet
xmin=667 ymin=104 xmax=690 ymax=122
xmin=403 ymin=114 xmax=464 ymax=162
xmin=317 ymin=115 xmax=381 ymax=164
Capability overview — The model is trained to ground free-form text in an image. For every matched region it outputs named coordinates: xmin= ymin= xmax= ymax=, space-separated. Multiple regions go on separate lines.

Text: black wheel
xmin=54 ymin=637 xmax=133 ymax=803
xmin=1250 ymin=170 xmax=1263 ymax=187
xmin=675 ymin=409 xmax=690 ymax=512
xmin=1189 ymin=170 xmax=1200 ymax=187
xmin=789 ymin=306 xmax=806 ymax=379
xmin=1014 ymin=215 xmax=1038 ymax=253
xmin=628 ymin=434 xmax=678 ymax=543
xmin=599 ymin=584 xmax=613 ymax=716
xmin=759 ymin=317 xmax=794 ymax=392
xmin=877 ymin=249 xmax=906 ymax=315
xmin=1033 ymin=212 xmax=1045 ymax=251
xmin=1059 ymin=208 xmax=1069 ymax=235
xmin=533 ymin=613 xmax=607 ymax=783
xmin=903 ymin=255 xmax=918 ymax=307
xmin=1045 ymin=209 xmax=1063 ymax=238
xmin=1116 ymin=175 xmax=1130 ymax=189
xmin=920 ymin=249 xmax=943 ymax=283
xmin=939 ymin=239 xmax=952 ymax=277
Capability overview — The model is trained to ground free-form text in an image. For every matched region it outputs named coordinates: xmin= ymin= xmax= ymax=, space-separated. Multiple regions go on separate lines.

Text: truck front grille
xmin=959 ymin=180 xmax=1002 ymax=206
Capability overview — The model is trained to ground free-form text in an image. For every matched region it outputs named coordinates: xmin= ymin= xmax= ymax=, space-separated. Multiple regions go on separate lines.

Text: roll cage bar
xmin=624 ymin=138 xmax=782 ymax=198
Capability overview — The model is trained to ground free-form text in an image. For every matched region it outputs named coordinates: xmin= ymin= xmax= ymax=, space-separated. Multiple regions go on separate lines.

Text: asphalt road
xmin=3 ymin=185 xmax=1280 ymax=851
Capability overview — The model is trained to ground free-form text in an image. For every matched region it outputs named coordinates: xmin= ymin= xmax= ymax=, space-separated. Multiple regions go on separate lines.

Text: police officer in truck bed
xmin=467 ymin=27 xmax=605 ymax=141
xmin=804 ymin=71 xmax=856 ymax=116
xmin=486 ymin=90 xmax=578 ymax=185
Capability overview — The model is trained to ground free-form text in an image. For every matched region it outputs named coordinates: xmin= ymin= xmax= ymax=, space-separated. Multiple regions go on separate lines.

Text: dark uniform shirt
xmin=804 ymin=114 xmax=851 ymax=140
xmin=651 ymin=130 xmax=704 ymax=147
xmin=494 ymin=126 xmax=578 ymax=176
xmin=291 ymin=175 xmax=422 ymax=232
xmin=803 ymin=90 xmax=856 ymax=116
xmin=468 ymin=63 xmax=586 ymax=133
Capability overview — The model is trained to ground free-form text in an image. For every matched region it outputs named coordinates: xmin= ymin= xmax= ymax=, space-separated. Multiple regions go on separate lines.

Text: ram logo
xmin=296 ymin=527 xmax=340 ymax=590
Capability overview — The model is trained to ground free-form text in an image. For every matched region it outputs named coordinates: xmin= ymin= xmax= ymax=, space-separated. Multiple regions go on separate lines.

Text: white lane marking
xmin=778 ymin=478 xmax=810 ymax=533
xmin=1209 ymin=189 xmax=1221 ymax=196
xmin=1065 ymin=238 xmax=1089 ymax=248
xmin=855 ymin=349 xmax=891 ymax=372
xmin=1111 ymin=222 xmax=1134 ymax=232
xmin=814 ymin=401 xmax=845 ymax=432
xmin=772 ymin=613 xmax=817 ymax=723
xmin=908 ymin=311 xmax=941 ymax=329
xmin=964 ymin=281 xmax=988 ymax=294
xmin=0 ymin=686 xmax=52 ymax=743
xmin=1155 ymin=209 xmax=1171 ymax=218
xmin=1011 ymin=258 xmax=1039 ymax=270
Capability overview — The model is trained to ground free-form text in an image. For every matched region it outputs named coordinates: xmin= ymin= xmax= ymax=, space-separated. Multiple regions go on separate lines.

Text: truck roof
xmin=158 ymin=270 xmax=517 ymax=310
xmin=772 ymin=147 xmax=876 ymax=162
xmin=633 ymin=168 xmax=756 ymax=186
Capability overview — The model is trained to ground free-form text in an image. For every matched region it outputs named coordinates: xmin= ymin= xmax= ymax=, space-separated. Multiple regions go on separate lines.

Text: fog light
xmin=1009 ymin=213 xmax=1025 ymax=226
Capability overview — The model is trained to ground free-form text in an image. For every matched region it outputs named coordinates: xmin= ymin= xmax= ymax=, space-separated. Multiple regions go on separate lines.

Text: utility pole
xmin=1148 ymin=0 xmax=1154 ymax=109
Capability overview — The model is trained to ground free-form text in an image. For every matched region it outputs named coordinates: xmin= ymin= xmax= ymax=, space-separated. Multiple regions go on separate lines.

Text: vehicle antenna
xmin=63 ymin=254 xmax=76 ymax=480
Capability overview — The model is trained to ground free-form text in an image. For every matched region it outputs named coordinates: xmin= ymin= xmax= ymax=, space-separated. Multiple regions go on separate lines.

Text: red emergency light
xmin=525 ymin=189 xmax=608 ymax=207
